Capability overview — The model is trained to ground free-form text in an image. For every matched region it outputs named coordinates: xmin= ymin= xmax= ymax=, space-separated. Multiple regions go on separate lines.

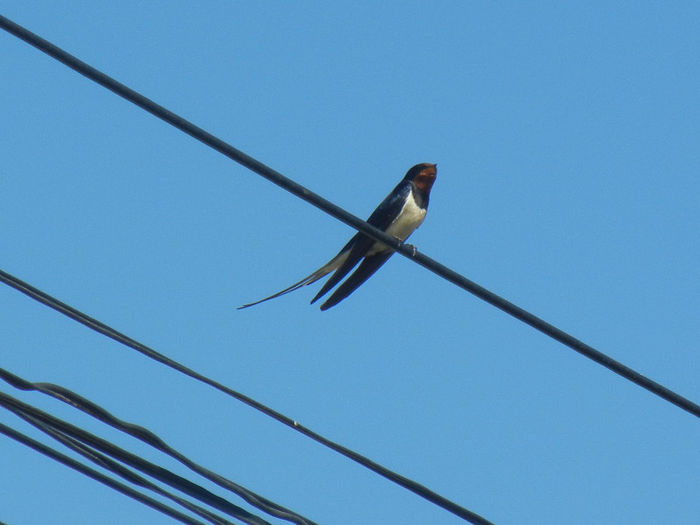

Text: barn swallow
xmin=239 ymin=163 xmax=437 ymax=311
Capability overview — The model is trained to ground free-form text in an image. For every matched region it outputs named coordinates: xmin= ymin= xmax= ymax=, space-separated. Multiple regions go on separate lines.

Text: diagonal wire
xmin=0 ymin=421 xmax=207 ymax=525
xmin=0 ymin=268 xmax=493 ymax=525
xmin=9 ymin=410 xmax=236 ymax=525
xmin=1 ymin=15 xmax=697 ymax=420
xmin=0 ymin=390 xmax=267 ymax=525
xmin=0 ymin=367 xmax=316 ymax=525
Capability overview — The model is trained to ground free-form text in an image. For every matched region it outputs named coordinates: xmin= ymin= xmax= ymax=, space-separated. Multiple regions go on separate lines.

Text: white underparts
xmin=368 ymin=190 xmax=426 ymax=255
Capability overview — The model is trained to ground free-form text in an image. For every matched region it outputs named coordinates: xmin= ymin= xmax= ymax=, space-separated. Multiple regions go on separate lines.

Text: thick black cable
xmin=1 ymin=15 xmax=697 ymax=420
xmin=8 ymin=409 xmax=236 ymax=525
xmin=0 ymin=269 xmax=491 ymax=525
xmin=0 ymin=391 xmax=267 ymax=525
xmin=0 ymin=421 xmax=207 ymax=525
xmin=0 ymin=368 xmax=315 ymax=525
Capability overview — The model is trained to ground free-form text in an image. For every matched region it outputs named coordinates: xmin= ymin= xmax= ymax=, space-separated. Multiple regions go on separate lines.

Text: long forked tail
xmin=319 ymin=252 xmax=393 ymax=310
xmin=237 ymin=259 xmax=339 ymax=310
xmin=310 ymin=236 xmax=373 ymax=305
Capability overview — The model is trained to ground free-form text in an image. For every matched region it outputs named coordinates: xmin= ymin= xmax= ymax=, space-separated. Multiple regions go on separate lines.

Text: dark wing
xmin=319 ymin=251 xmax=394 ymax=311
xmin=364 ymin=179 xmax=411 ymax=228
xmin=310 ymin=181 xmax=411 ymax=305
xmin=309 ymin=233 xmax=371 ymax=303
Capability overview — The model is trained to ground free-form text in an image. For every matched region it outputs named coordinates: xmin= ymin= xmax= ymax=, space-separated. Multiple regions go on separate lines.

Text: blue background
xmin=2 ymin=3 xmax=699 ymax=524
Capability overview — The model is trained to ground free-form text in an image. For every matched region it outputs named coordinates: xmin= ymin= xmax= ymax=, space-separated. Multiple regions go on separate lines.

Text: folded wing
xmin=319 ymin=251 xmax=394 ymax=311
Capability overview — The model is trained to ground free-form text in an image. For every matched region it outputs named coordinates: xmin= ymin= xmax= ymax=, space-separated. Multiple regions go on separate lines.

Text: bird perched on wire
xmin=239 ymin=163 xmax=437 ymax=311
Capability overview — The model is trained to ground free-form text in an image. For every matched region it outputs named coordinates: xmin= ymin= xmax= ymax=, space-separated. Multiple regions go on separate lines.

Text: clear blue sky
xmin=2 ymin=3 xmax=699 ymax=524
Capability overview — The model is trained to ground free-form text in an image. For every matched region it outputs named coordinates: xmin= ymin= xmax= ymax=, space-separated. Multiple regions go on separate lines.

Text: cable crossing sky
xmin=0 ymin=15 xmax=696 ymax=420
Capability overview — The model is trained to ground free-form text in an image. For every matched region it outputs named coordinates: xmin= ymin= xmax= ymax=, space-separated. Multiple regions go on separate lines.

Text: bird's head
xmin=405 ymin=163 xmax=437 ymax=193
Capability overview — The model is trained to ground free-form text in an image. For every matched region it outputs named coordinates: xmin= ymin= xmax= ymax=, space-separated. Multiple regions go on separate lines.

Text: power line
xmin=1 ymin=14 xmax=697 ymax=420
xmin=9 ymin=414 xmax=235 ymax=525
xmin=0 ymin=421 xmax=208 ymax=525
xmin=0 ymin=268 xmax=492 ymax=524
xmin=0 ymin=390 xmax=262 ymax=525
xmin=0 ymin=367 xmax=316 ymax=525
